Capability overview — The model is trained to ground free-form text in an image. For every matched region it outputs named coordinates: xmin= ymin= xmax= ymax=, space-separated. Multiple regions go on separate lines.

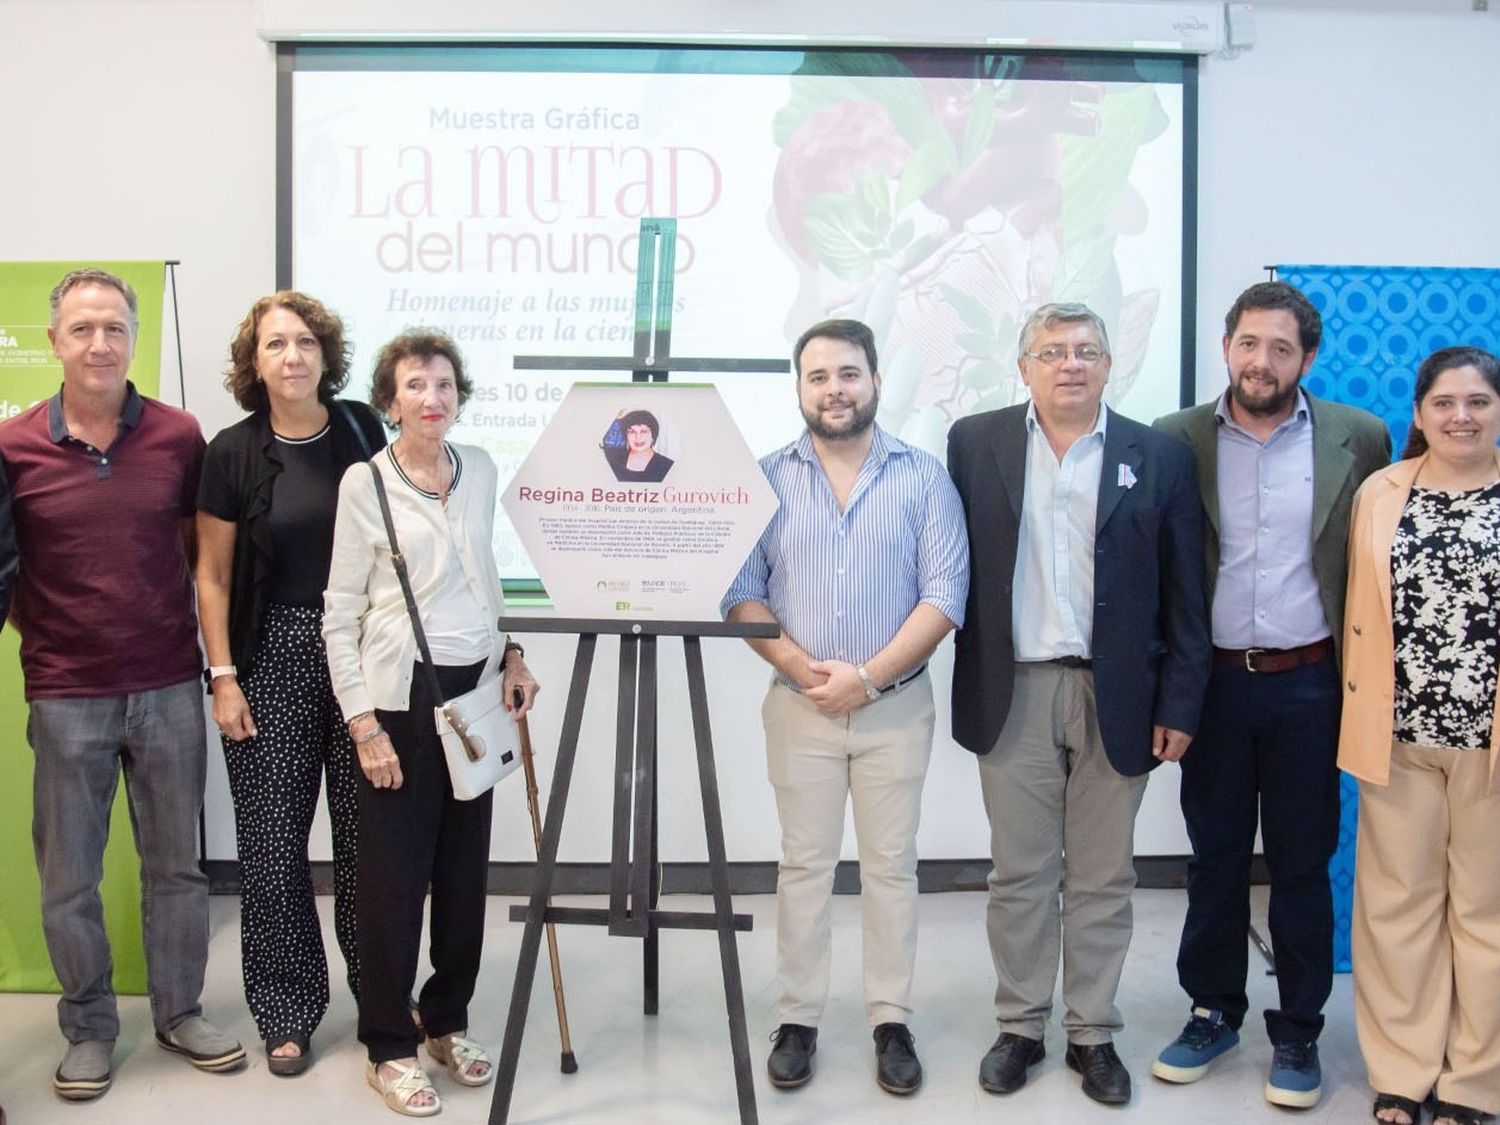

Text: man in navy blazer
xmin=947 ymin=302 xmax=1210 ymax=1107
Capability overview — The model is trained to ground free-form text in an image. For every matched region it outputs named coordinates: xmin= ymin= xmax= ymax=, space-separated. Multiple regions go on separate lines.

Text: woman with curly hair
xmin=195 ymin=291 xmax=386 ymax=1075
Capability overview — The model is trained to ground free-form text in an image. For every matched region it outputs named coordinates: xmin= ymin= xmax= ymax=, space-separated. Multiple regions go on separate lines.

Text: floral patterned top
xmin=1391 ymin=481 xmax=1500 ymax=750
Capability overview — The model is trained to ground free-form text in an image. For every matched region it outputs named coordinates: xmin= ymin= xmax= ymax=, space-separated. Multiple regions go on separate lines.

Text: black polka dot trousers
xmin=222 ymin=602 xmax=361 ymax=1044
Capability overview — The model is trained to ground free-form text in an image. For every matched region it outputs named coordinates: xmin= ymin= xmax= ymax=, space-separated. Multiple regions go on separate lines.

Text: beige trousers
xmin=977 ymin=662 xmax=1148 ymax=1044
xmin=1353 ymin=741 xmax=1500 ymax=1113
xmin=763 ymin=672 xmax=935 ymax=1028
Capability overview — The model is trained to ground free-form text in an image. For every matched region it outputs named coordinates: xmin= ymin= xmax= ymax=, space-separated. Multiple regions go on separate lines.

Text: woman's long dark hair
xmin=1401 ymin=345 xmax=1500 ymax=459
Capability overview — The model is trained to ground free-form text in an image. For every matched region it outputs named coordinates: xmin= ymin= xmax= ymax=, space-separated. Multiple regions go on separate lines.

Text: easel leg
xmin=608 ymin=637 xmax=638 ymax=933
xmin=638 ymin=638 xmax=659 ymax=1014
xmin=645 ymin=763 xmax=660 ymax=1016
xmin=489 ymin=635 xmax=597 ymax=1125
xmin=683 ymin=637 xmax=758 ymax=1124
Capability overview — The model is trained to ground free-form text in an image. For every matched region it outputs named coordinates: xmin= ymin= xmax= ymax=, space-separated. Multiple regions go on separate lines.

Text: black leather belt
xmin=881 ymin=663 xmax=928 ymax=693
xmin=1045 ymin=655 xmax=1093 ymax=670
xmin=1213 ymin=638 xmax=1333 ymax=674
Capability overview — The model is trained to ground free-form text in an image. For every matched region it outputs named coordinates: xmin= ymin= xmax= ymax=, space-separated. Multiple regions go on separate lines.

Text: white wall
xmin=3 ymin=0 xmax=1497 ymax=865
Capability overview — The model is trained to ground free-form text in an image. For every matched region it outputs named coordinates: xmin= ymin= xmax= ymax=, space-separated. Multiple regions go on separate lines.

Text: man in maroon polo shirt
xmin=0 ymin=268 xmax=244 ymax=1100
xmin=0 ymin=457 xmax=14 ymax=625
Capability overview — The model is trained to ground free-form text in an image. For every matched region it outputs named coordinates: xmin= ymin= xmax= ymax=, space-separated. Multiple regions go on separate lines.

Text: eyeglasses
xmin=1023 ymin=345 xmax=1107 ymax=366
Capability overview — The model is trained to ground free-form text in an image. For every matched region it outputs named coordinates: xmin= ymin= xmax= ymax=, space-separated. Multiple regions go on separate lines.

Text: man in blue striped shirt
xmin=722 ymin=318 xmax=969 ymax=1097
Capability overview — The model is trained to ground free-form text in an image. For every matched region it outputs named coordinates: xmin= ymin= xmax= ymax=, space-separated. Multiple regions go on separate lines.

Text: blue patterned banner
xmin=1276 ymin=264 xmax=1500 ymax=973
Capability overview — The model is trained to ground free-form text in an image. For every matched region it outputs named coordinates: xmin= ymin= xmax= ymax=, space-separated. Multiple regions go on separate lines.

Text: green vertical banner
xmin=0 ymin=260 xmax=169 ymax=993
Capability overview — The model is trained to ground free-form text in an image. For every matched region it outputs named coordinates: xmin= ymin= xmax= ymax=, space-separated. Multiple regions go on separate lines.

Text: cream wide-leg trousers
xmin=1353 ymin=741 xmax=1500 ymax=1113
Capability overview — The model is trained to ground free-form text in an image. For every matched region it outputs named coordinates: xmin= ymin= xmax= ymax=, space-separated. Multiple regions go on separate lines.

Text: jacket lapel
xmin=1097 ymin=417 xmax=1140 ymax=533
xmin=1183 ymin=406 xmax=1220 ymax=538
xmin=989 ymin=407 xmax=1028 ymax=519
xmin=1310 ymin=398 xmax=1356 ymax=549
xmin=1369 ymin=457 xmax=1420 ymax=615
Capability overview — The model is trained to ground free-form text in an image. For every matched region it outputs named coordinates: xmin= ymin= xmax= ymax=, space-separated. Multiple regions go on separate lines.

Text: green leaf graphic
xmin=958 ymin=84 xmax=997 ymax=169
xmin=939 ymin=281 xmax=994 ymax=336
xmin=895 ymin=137 xmax=958 ymax=211
xmin=1058 ymin=86 xmax=1157 ymax=245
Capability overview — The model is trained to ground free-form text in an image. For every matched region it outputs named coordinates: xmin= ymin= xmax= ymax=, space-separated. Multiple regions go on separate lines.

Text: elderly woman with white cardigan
xmin=323 ymin=329 xmax=538 ymax=1118
xmin=1339 ymin=346 xmax=1500 ymax=1125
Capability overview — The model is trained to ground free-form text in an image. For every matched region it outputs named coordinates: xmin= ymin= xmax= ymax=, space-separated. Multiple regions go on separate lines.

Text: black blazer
xmin=947 ymin=404 xmax=1210 ymax=777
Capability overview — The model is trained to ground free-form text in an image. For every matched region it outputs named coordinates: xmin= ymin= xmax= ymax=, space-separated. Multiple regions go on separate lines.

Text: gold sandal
xmin=426 ymin=1032 xmax=493 ymax=1087
xmin=365 ymin=1059 xmax=441 ymax=1117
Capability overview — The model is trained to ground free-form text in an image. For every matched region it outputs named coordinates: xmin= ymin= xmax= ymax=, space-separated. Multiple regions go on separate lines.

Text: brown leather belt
xmin=1213 ymin=637 xmax=1334 ymax=674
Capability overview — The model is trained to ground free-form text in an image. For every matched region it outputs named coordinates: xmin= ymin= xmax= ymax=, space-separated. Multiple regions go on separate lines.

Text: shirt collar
xmin=1213 ymin=387 xmax=1311 ymax=431
xmin=1024 ymin=401 xmax=1109 ymax=441
xmin=48 ymin=381 xmax=145 ymax=444
xmin=789 ymin=423 xmax=904 ymax=467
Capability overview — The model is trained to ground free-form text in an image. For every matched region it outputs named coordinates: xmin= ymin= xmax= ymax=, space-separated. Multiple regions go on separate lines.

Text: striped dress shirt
xmin=721 ymin=425 xmax=969 ymax=690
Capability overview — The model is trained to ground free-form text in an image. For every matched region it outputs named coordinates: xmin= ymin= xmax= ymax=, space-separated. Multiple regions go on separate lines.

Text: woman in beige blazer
xmin=1340 ymin=346 xmax=1500 ymax=1125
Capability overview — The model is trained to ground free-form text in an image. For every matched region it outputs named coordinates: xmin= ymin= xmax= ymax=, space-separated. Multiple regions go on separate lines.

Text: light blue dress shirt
xmin=1212 ymin=390 xmax=1329 ymax=649
xmin=721 ymin=425 xmax=969 ymax=690
xmin=1013 ymin=403 xmax=1107 ymax=661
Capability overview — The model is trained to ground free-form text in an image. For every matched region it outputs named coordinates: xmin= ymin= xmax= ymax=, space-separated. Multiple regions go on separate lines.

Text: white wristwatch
xmin=207 ymin=664 xmax=238 ymax=681
xmin=855 ymin=664 xmax=881 ymax=701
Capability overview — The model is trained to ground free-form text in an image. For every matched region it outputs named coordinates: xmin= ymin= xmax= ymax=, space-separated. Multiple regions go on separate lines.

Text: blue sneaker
xmin=1265 ymin=1041 xmax=1321 ymax=1108
xmin=1151 ymin=1008 xmax=1240 ymax=1084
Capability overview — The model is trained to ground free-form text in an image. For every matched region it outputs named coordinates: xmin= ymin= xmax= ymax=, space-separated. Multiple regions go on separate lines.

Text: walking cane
xmin=515 ymin=698 xmax=578 ymax=1073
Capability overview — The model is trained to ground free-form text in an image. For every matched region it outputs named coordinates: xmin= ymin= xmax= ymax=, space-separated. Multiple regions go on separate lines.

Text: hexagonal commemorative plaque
xmin=502 ymin=382 xmax=778 ymax=619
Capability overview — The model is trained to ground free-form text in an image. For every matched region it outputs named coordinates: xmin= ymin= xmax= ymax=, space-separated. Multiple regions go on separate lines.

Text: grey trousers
xmin=28 ymin=677 xmax=209 ymax=1042
xmin=977 ymin=662 xmax=1147 ymax=1045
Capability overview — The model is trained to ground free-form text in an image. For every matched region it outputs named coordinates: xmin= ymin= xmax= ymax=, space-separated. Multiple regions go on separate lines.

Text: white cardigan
xmin=323 ymin=442 xmax=507 ymax=718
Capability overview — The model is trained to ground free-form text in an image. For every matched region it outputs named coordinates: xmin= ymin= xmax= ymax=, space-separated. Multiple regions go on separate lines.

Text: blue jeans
xmin=28 ymin=677 xmax=209 ymax=1042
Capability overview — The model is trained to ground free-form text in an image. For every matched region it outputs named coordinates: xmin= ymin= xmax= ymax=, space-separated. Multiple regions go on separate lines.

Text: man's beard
xmin=1230 ymin=369 xmax=1298 ymax=418
xmin=803 ymin=389 xmax=879 ymax=440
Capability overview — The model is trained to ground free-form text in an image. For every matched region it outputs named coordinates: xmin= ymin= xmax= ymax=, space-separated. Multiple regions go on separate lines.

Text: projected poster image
xmin=291 ymin=50 xmax=1187 ymax=581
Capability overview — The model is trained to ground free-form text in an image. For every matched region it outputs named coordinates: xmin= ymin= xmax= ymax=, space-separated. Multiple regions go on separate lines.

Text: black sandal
xmin=1432 ymin=1100 xmax=1495 ymax=1125
xmin=266 ymin=1032 xmax=312 ymax=1077
xmin=1374 ymin=1093 xmax=1423 ymax=1124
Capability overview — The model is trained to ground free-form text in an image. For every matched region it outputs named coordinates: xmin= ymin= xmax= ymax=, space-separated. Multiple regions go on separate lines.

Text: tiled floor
xmin=0 ymin=887 xmax=1372 ymax=1123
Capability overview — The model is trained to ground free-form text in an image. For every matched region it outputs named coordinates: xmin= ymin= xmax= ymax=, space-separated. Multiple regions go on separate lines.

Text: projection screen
xmin=284 ymin=46 xmax=1195 ymax=585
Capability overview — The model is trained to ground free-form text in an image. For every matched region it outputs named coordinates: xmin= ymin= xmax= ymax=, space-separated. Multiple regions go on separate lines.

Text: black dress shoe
xmin=873 ymin=1023 xmax=922 ymax=1095
xmin=1066 ymin=1041 xmax=1131 ymax=1105
xmin=979 ymin=1032 xmax=1046 ymax=1094
xmin=767 ymin=1024 xmax=816 ymax=1089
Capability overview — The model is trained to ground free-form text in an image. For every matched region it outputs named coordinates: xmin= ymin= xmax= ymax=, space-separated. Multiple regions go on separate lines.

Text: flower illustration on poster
xmin=769 ymin=55 xmax=1172 ymax=455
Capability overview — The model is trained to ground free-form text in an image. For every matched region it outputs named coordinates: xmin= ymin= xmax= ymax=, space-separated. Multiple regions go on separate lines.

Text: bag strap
xmin=366 ymin=458 xmax=446 ymax=707
xmin=336 ymin=400 xmax=374 ymax=460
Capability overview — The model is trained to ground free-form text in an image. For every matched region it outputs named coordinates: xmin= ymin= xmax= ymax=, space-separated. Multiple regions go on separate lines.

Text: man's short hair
xmin=1224 ymin=281 xmax=1322 ymax=353
xmin=50 ymin=268 xmax=139 ymax=336
xmin=1018 ymin=303 xmax=1111 ymax=357
xmin=369 ymin=329 xmax=473 ymax=426
xmin=793 ymin=319 xmax=877 ymax=377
